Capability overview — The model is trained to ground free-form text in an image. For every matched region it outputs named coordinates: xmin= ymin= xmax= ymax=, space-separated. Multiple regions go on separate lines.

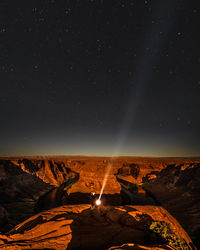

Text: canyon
xmin=0 ymin=156 xmax=199 ymax=249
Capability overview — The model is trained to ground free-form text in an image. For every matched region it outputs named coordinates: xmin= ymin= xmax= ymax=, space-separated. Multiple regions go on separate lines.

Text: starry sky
xmin=0 ymin=0 xmax=200 ymax=157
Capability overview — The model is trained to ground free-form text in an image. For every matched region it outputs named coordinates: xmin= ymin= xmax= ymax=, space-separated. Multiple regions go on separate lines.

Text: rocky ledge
xmin=0 ymin=204 xmax=194 ymax=250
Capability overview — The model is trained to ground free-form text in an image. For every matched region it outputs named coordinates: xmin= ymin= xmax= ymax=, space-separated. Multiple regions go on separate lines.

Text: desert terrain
xmin=0 ymin=156 xmax=199 ymax=249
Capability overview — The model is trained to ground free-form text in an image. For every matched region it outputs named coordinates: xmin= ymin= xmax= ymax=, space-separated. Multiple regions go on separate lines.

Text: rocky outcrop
xmin=0 ymin=205 xmax=194 ymax=249
xmin=142 ymin=163 xmax=200 ymax=249
xmin=0 ymin=172 xmax=53 ymax=233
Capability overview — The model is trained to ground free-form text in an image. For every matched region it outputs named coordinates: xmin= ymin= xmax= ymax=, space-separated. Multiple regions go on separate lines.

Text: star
xmin=0 ymin=28 xmax=6 ymax=33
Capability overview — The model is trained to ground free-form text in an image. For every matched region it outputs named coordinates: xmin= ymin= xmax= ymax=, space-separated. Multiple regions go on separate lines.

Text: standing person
xmin=90 ymin=192 xmax=97 ymax=209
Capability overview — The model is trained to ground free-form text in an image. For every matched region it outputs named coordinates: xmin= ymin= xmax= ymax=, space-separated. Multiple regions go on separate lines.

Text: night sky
xmin=1 ymin=0 xmax=200 ymax=157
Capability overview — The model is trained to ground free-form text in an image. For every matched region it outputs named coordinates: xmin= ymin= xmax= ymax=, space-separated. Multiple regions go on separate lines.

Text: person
xmin=90 ymin=192 xmax=97 ymax=209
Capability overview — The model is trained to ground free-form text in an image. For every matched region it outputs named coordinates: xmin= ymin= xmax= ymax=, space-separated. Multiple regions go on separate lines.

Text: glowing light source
xmin=95 ymin=199 xmax=101 ymax=206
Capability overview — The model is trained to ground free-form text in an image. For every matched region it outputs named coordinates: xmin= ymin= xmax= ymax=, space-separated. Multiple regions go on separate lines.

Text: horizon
xmin=1 ymin=153 xmax=200 ymax=159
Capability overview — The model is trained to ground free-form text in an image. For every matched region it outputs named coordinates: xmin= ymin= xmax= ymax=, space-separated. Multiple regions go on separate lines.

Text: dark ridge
xmin=21 ymin=159 xmax=40 ymax=173
xmin=55 ymin=162 xmax=64 ymax=173
xmin=117 ymin=163 xmax=140 ymax=179
xmin=0 ymin=160 xmax=24 ymax=177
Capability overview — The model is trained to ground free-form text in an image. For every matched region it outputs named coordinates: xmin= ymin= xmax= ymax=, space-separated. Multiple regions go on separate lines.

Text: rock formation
xmin=0 ymin=205 xmax=194 ymax=249
xmin=0 ymin=156 xmax=199 ymax=249
xmin=143 ymin=163 xmax=200 ymax=248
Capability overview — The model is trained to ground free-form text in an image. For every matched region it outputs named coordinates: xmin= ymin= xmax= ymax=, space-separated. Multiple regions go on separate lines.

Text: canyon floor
xmin=0 ymin=156 xmax=199 ymax=249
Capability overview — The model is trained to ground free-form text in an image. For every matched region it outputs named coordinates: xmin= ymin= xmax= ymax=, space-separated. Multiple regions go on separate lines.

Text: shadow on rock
xmin=67 ymin=206 xmax=160 ymax=250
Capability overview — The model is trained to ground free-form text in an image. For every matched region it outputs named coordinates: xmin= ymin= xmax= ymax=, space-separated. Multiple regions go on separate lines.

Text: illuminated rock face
xmin=0 ymin=205 xmax=194 ymax=250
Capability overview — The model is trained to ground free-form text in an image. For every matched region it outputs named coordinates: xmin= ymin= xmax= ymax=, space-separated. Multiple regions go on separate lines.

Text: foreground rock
xmin=109 ymin=243 xmax=177 ymax=249
xmin=143 ymin=163 xmax=200 ymax=248
xmin=0 ymin=205 xmax=194 ymax=249
xmin=0 ymin=160 xmax=53 ymax=232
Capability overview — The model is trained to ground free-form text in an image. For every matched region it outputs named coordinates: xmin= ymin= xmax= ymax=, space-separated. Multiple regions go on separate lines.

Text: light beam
xmin=98 ymin=1 xmax=178 ymax=201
